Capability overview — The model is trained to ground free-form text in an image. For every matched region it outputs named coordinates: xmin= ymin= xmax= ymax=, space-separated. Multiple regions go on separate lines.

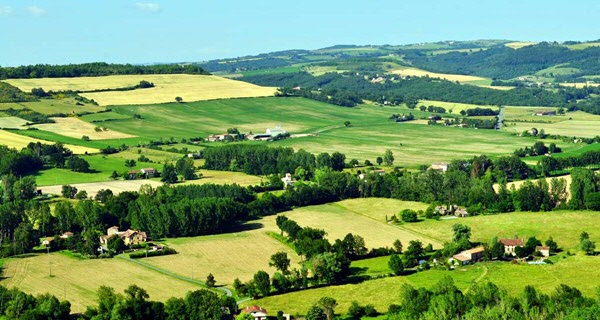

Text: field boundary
xmin=115 ymin=255 xmax=233 ymax=297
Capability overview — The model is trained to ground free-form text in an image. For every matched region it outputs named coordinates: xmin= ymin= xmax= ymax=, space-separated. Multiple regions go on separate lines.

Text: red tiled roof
xmin=499 ymin=238 xmax=524 ymax=246
xmin=243 ymin=305 xmax=267 ymax=314
xmin=452 ymin=254 xmax=471 ymax=262
xmin=466 ymin=246 xmax=485 ymax=254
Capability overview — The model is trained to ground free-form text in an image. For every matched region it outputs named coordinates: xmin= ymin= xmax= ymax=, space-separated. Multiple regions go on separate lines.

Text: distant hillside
xmin=0 ymin=62 xmax=209 ymax=79
xmin=406 ymin=42 xmax=600 ymax=80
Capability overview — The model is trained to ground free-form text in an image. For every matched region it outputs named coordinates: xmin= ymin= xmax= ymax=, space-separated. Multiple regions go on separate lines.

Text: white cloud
xmin=135 ymin=2 xmax=161 ymax=13
xmin=27 ymin=6 xmax=46 ymax=17
xmin=0 ymin=5 xmax=13 ymax=16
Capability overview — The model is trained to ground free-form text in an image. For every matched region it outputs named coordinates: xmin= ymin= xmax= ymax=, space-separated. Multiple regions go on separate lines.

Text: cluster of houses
xmin=127 ymin=167 xmax=157 ymax=180
xmin=532 ymin=110 xmax=556 ymax=116
xmin=429 ymin=162 xmax=449 ymax=173
xmin=207 ymin=126 xmax=288 ymax=142
xmin=449 ymin=238 xmax=550 ymax=266
xmin=42 ymin=231 xmax=74 ymax=246
xmin=435 ymin=205 xmax=469 ymax=218
xmin=98 ymin=226 xmax=148 ymax=253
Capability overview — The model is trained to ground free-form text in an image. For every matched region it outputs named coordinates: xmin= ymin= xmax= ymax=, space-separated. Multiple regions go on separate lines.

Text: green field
xmin=79 ymin=111 xmax=132 ymax=122
xmin=80 ymin=96 xmax=546 ymax=167
xmin=249 ymin=253 xmax=599 ymax=316
xmin=32 ymin=154 xmax=162 ymax=186
xmin=503 ymin=110 xmax=600 ymax=138
xmin=15 ymin=129 xmax=143 ymax=150
xmin=399 ymin=210 xmax=600 ymax=250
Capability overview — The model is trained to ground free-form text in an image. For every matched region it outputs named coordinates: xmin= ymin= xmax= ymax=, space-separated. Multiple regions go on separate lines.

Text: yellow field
xmin=181 ymin=169 xmax=263 ymax=187
xmin=0 ymin=253 xmax=202 ymax=312
xmin=0 ymin=129 xmax=98 ymax=154
xmin=0 ymin=116 xmax=28 ymax=128
xmin=143 ymin=226 xmax=300 ymax=285
xmin=5 ymin=75 xmax=277 ymax=106
xmin=505 ymin=41 xmax=537 ymax=49
xmin=267 ymin=199 xmax=442 ymax=249
xmin=391 ymin=67 xmax=487 ymax=82
xmin=33 ymin=117 xmax=136 ymax=140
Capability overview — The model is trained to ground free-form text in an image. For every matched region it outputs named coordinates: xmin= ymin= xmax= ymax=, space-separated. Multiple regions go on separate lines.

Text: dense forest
xmin=0 ymin=62 xmax=209 ymax=79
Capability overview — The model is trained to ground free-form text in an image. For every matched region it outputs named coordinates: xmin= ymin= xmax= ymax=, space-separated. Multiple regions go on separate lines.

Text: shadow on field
xmin=223 ymin=222 xmax=264 ymax=234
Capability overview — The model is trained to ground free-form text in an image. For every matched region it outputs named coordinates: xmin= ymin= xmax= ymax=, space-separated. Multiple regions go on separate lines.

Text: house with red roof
xmin=499 ymin=238 xmax=524 ymax=256
xmin=242 ymin=305 xmax=268 ymax=320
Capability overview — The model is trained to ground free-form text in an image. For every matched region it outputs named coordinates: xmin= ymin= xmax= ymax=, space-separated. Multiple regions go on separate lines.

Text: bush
xmin=400 ymin=209 xmax=418 ymax=222
xmin=129 ymin=247 xmax=177 ymax=259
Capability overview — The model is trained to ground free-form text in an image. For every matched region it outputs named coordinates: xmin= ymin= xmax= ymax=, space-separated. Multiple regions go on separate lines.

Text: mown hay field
xmin=417 ymin=99 xmax=496 ymax=114
xmin=0 ymin=253 xmax=202 ymax=312
xmin=267 ymin=199 xmax=442 ymax=249
xmin=0 ymin=129 xmax=98 ymax=154
xmin=33 ymin=117 xmax=136 ymax=140
xmin=5 ymin=75 xmax=276 ymax=106
xmin=391 ymin=66 xmax=487 ymax=82
xmin=143 ymin=226 xmax=300 ymax=285
xmin=0 ymin=116 xmax=28 ymax=128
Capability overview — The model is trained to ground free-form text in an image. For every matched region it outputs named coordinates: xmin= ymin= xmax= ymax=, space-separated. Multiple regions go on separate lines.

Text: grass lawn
xmin=0 ymin=253 xmax=203 ymax=312
xmin=267 ymin=199 xmax=442 ymax=249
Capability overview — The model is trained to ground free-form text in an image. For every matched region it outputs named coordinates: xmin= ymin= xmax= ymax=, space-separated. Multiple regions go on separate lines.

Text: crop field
xmin=33 ymin=117 xmax=136 ymax=140
xmin=267 ymin=199 xmax=442 ymax=249
xmin=15 ymin=129 xmax=143 ymax=150
xmin=503 ymin=110 xmax=600 ymax=138
xmin=79 ymin=111 xmax=132 ymax=122
xmin=0 ymin=116 xmax=28 ymax=128
xmin=275 ymin=121 xmax=535 ymax=167
xmin=5 ymin=75 xmax=276 ymax=106
xmin=143 ymin=226 xmax=300 ymax=285
xmin=0 ymin=253 xmax=203 ymax=312
xmin=390 ymin=66 xmax=487 ymax=83
xmin=558 ymin=82 xmax=600 ymax=88
xmin=96 ymin=97 xmax=392 ymax=140
xmin=399 ymin=210 xmax=600 ymax=250
xmin=564 ymin=42 xmax=600 ymax=50
xmin=0 ymin=129 xmax=98 ymax=154
xmin=505 ymin=41 xmax=537 ymax=49
xmin=40 ymin=179 xmax=163 ymax=198
xmin=0 ymin=99 xmax=105 ymax=115
xmin=181 ymin=169 xmax=263 ymax=187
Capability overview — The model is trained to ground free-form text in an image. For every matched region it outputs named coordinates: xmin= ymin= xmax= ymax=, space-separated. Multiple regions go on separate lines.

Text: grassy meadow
xmin=5 ymin=75 xmax=276 ymax=106
xmin=267 ymin=199 xmax=442 ymax=249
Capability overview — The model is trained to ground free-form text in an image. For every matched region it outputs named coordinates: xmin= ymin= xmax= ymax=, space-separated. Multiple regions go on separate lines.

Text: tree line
xmin=0 ymin=142 xmax=90 ymax=177
xmin=0 ymin=62 xmax=209 ymax=79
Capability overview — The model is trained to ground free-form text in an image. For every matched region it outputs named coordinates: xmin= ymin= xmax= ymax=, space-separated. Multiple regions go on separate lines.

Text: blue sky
xmin=0 ymin=0 xmax=598 ymax=66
